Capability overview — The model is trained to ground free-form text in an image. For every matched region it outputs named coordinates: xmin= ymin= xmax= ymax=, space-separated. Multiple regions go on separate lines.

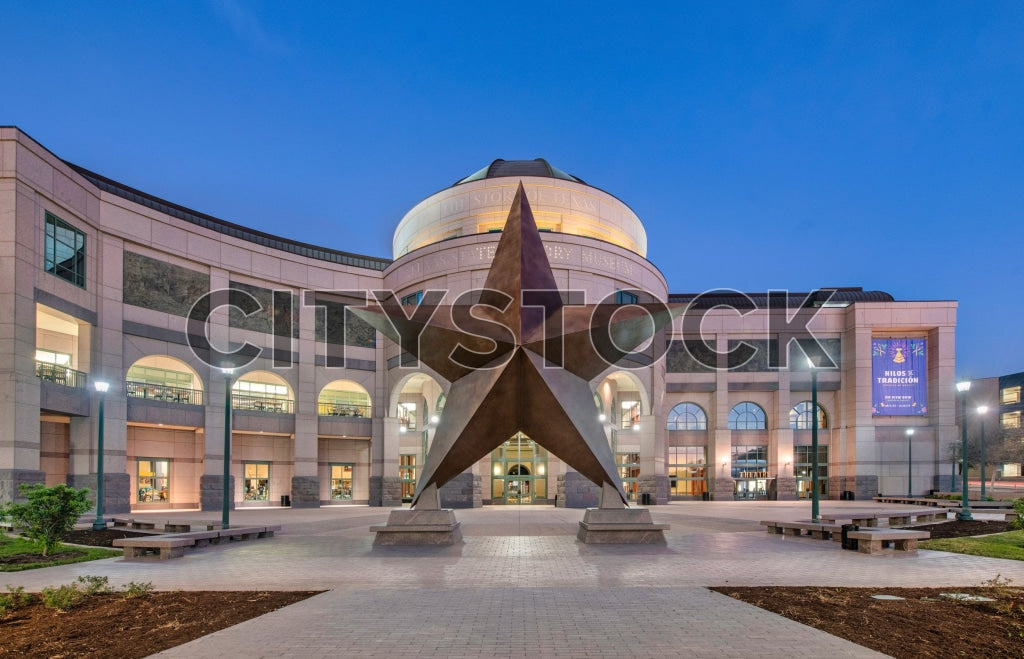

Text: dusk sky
xmin=3 ymin=2 xmax=1022 ymax=378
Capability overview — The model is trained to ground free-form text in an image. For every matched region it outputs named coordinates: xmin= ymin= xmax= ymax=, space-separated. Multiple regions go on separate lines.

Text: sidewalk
xmin=6 ymin=501 xmax=1022 ymax=657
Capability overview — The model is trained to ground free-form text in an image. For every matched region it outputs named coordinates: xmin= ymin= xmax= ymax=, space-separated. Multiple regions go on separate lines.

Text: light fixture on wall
xmin=430 ymin=415 xmax=439 ymax=424
xmin=598 ymin=413 xmax=606 ymax=422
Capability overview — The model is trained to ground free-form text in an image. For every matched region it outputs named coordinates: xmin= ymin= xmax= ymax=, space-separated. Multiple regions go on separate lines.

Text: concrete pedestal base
xmin=370 ymin=509 xmax=463 ymax=546
xmin=576 ymin=507 xmax=669 ymax=544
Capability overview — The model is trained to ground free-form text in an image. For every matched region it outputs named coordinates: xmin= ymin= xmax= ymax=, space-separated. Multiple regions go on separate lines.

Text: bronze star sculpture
xmin=353 ymin=184 xmax=682 ymax=509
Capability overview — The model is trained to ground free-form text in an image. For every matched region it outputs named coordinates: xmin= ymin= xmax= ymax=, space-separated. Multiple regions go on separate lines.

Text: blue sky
xmin=3 ymin=1 xmax=1022 ymax=378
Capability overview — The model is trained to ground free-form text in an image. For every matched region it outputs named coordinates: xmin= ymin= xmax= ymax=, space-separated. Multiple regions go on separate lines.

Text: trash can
xmin=841 ymin=523 xmax=859 ymax=550
xmin=281 ymin=495 xmax=291 ymax=507
xmin=841 ymin=490 xmax=855 ymax=501
xmin=640 ymin=492 xmax=652 ymax=505
xmin=702 ymin=491 xmax=710 ymax=501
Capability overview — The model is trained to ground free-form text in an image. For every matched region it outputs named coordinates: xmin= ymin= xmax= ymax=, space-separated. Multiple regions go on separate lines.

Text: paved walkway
xmin=5 ymin=501 xmax=1022 ymax=657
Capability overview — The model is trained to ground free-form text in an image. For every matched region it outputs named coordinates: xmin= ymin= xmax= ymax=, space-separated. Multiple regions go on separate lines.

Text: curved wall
xmin=392 ymin=177 xmax=648 ymax=259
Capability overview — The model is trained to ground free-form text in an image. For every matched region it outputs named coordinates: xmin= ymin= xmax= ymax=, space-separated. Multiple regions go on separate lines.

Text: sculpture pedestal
xmin=370 ymin=509 xmax=463 ymax=546
xmin=576 ymin=507 xmax=669 ymax=544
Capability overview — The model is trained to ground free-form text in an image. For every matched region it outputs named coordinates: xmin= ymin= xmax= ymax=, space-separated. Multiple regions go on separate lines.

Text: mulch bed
xmin=64 ymin=528 xmax=153 ymax=547
xmin=713 ymin=585 xmax=1024 ymax=658
xmin=0 ymin=591 xmax=320 ymax=658
xmin=907 ymin=519 xmax=1012 ymax=539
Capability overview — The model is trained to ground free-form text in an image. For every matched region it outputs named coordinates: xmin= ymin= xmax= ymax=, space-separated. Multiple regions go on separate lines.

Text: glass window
xmin=399 ymin=454 xmax=416 ymax=502
xmin=401 ymin=290 xmax=423 ymax=306
xmin=243 ymin=462 xmax=270 ymax=501
xmin=44 ymin=212 xmax=86 ymax=288
xmin=789 ymin=401 xmax=828 ymax=429
xmin=1002 ymin=386 xmax=1022 ymax=405
xmin=619 ymin=400 xmax=641 ymax=429
xmin=232 ymin=379 xmax=292 ymax=413
xmin=731 ymin=446 xmax=767 ymax=479
xmin=794 ymin=445 xmax=828 ymax=499
xmin=728 ymin=402 xmax=767 ymax=430
xmin=616 ymin=452 xmax=640 ymax=501
xmin=137 ymin=459 xmax=169 ymax=503
xmin=35 ymin=349 xmax=72 ymax=366
xmin=616 ymin=290 xmax=639 ymax=305
xmin=668 ymin=446 xmax=707 ymax=498
xmin=330 ymin=464 xmax=353 ymax=500
xmin=667 ymin=402 xmax=707 ymax=430
xmin=397 ymin=402 xmax=417 ymax=430
xmin=318 ymin=388 xmax=371 ymax=417
xmin=1002 ymin=411 xmax=1021 ymax=429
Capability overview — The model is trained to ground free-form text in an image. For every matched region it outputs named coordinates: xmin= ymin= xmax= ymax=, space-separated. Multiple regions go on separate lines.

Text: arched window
xmin=728 ymin=402 xmax=767 ymax=430
xmin=789 ymin=401 xmax=828 ymax=430
xmin=667 ymin=402 xmax=707 ymax=431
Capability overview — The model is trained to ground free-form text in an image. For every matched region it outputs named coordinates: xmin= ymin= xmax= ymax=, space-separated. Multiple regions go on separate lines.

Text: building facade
xmin=0 ymin=127 xmax=960 ymax=512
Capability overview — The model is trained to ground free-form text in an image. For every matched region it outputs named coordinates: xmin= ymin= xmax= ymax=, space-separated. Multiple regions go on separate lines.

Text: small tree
xmin=0 ymin=484 xmax=91 ymax=556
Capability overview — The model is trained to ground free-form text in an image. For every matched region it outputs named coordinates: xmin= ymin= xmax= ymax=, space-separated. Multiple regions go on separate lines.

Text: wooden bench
xmin=846 ymin=528 xmax=930 ymax=554
xmin=113 ymin=525 xmax=281 ymax=560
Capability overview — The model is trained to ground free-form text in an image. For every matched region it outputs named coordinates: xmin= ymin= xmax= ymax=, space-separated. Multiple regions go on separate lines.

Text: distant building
xmin=961 ymin=372 xmax=1024 ymax=480
xmin=1 ymin=127 xmax=961 ymax=511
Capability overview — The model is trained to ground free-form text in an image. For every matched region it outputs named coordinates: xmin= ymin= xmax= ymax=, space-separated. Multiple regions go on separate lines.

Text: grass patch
xmin=0 ymin=535 xmax=120 ymax=572
xmin=921 ymin=530 xmax=1024 ymax=561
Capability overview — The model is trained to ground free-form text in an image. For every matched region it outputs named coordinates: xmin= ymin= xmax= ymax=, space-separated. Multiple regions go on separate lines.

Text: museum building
xmin=0 ymin=127 xmax=960 ymax=513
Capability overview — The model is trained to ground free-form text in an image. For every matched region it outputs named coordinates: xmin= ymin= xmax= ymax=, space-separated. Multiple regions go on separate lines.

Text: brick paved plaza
xmin=5 ymin=502 xmax=1023 ymax=657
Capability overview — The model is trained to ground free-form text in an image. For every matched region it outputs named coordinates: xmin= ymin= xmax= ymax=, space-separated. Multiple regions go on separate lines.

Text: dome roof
xmin=453 ymin=158 xmax=585 ymax=186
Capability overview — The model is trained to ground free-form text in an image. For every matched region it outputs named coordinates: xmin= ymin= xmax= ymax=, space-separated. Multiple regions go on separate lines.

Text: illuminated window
xmin=243 ymin=462 xmax=270 ymax=501
xmin=1002 ymin=386 xmax=1022 ymax=405
xmin=728 ymin=402 xmax=767 ymax=430
xmin=667 ymin=402 xmax=707 ymax=430
xmin=398 ymin=402 xmax=417 ymax=430
xmin=790 ymin=401 xmax=827 ymax=429
xmin=137 ymin=459 xmax=169 ymax=503
xmin=35 ymin=349 xmax=72 ymax=366
xmin=44 ymin=212 xmax=86 ymax=288
xmin=668 ymin=447 xmax=707 ymax=498
xmin=1003 ymin=411 xmax=1022 ymax=430
xmin=330 ymin=464 xmax=354 ymax=500
xmin=399 ymin=454 xmax=416 ymax=502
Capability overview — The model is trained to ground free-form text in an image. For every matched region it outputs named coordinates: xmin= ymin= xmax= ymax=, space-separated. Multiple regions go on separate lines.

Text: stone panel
xmin=200 ymin=474 xmax=235 ymax=512
xmin=290 ymin=475 xmax=320 ymax=508
xmin=370 ymin=475 xmax=402 ymax=507
xmin=557 ymin=472 xmax=600 ymax=509
xmin=68 ymin=472 xmax=130 ymax=514
xmin=123 ymin=251 xmax=210 ymax=318
xmin=0 ymin=469 xmax=45 ymax=503
xmin=439 ymin=473 xmax=482 ymax=508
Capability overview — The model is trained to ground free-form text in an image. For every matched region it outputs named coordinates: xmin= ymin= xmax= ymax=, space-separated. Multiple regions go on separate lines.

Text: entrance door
xmin=491 ymin=433 xmax=548 ymax=504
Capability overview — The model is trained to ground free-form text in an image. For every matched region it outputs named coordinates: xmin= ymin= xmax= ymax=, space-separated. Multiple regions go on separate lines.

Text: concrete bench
xmin=820 ymin=510 xmax=947 ymax=527
xmin=760 ymin=520 xmax=841 ymax=541
xmin=111 ymin=517 xmax=157 ymax=530
xmin=114 ymin=535 xmax=203 ymax=559
xmin=846 ymin=528 xmax=930 ymax=554
xmin=113 ymin=525 xmax=280 ymax=560
xmin=162 ymin=520 xmax=225 ymax=533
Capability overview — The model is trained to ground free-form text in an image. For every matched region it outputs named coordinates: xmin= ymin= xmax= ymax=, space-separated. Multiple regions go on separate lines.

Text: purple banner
xmin=872 ymin=339 xmax=927 ymax=416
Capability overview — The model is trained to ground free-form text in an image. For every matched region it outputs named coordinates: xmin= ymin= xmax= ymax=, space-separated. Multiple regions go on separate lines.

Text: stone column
xmin=291 ymin=298 xmax=319 ymax=507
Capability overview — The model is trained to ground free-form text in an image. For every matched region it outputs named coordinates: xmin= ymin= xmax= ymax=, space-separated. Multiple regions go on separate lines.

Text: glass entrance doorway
xmin=491 ymin=433 xmax=548 ymax=504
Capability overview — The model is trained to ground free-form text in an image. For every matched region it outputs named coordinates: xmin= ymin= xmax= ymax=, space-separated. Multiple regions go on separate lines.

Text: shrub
xmin=41 ymin=583 xmax=88 ymax=611
xmin=77 ymin=575 xmax=111 ymax=595
xmin=0 ymin=484 xmax=92 ymax=556
xmin=1010 ymin=498 xmax=1024 ymax=531
xmin=122 ymin=581 xmax=154 ymax=598
xmin=0 ymin=585 xmax=33 ymax=618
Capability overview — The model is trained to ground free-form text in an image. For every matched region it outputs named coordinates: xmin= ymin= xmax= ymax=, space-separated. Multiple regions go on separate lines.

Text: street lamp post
xmin=91 ymin=381 xmax=110 ymax=531
xmin=905 ymin=428 xmax=915 ymax=497
xmin=809 ymin=358 xmax=820 ymax=521
xmin=956 ymin=380 xmax=972 ymax=521
xmin=222 ymin=368 xmax=235 ymax=529
xmin=977 ymin=405 xmax=988 ymax=499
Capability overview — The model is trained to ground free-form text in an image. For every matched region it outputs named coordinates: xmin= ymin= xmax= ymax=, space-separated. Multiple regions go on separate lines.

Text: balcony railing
xmin=35 ymin=361 xmax=87 ymax=389
xmin=318 ymin=402 xmax=371 ymax=418
xmin=126 ymin=380 xmax=204 ymax=406
xmin=231 ymin=394 xmax=294 ymax=414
